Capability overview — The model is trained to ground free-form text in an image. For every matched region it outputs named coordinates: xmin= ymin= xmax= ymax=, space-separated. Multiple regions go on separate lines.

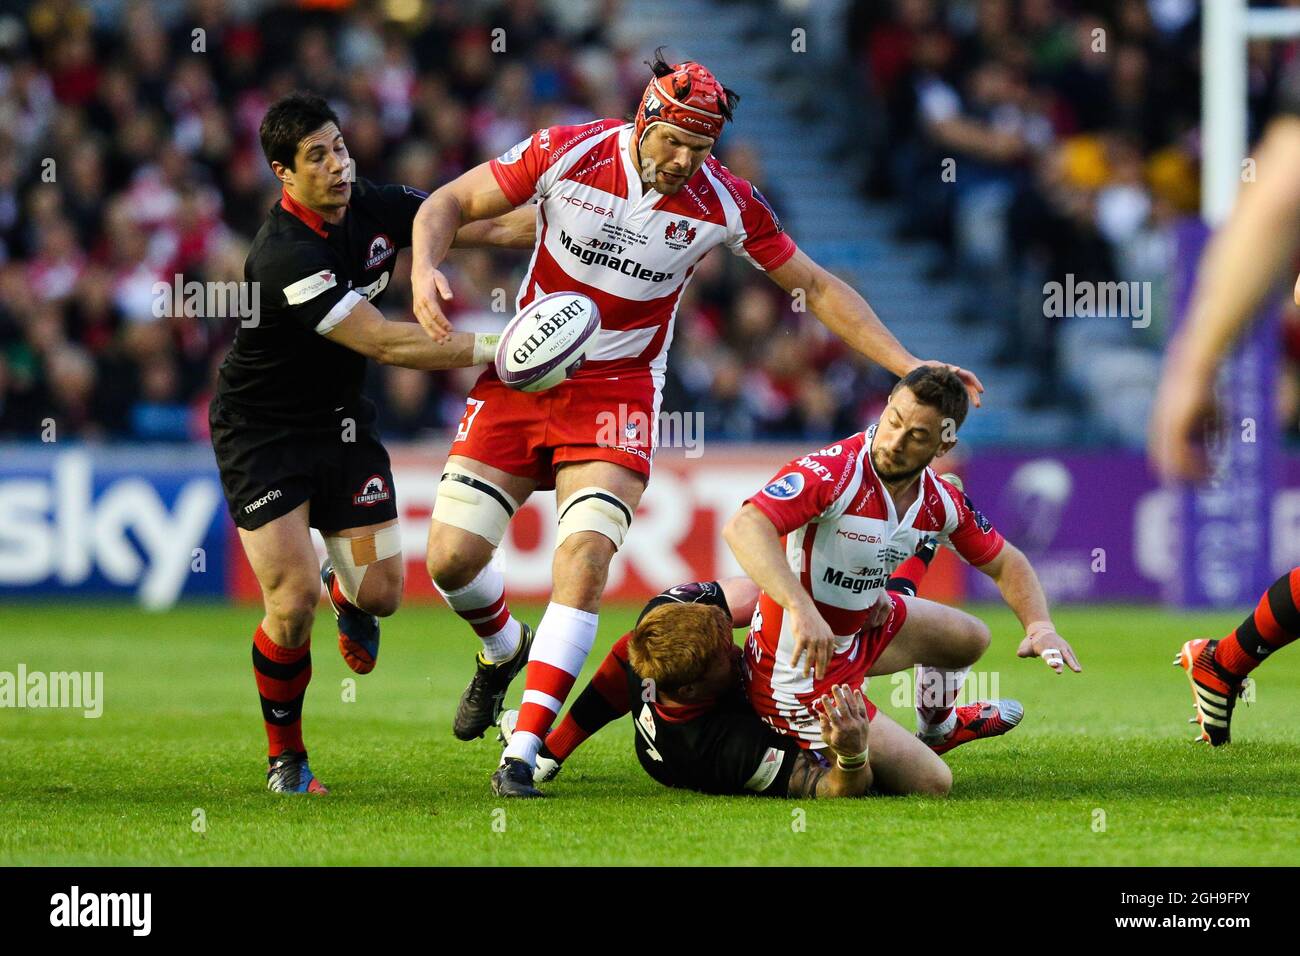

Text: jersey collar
xmin=619 ymin=124 xmax=653 ymax=206
xmin=279 ymin=188 xmax=333 ymax=239
xmin=652 ymin=697 xmax=714 ymax=724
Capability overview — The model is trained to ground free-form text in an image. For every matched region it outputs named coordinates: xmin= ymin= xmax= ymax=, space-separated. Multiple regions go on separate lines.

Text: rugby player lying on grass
xmin=500 ymin=574 xmax=951 ymax=799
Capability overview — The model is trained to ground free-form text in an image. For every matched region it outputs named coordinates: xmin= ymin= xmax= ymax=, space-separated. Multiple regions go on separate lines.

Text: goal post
xmin=1202 ymin=0 xmax=1300 ymax=224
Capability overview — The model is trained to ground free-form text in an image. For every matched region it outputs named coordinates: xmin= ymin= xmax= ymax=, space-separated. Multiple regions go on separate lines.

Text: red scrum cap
xmin=633 ymin=56 xmax=736 ymax=147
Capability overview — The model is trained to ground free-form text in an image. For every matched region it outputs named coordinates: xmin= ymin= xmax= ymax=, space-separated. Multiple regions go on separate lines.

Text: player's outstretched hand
xmin=412 ymin=263 xmax=454 ymax=343
xmin=915 ymin=359 xmax=984 ymax=409
xmin=790 ymin=603 xmax=835 ymax=680
xmin=816 ymin=684 xmax=870 ymax=758
xmin=1147 ymin=349 xmax=1218 ymax=482
xmin=1016 ymin=622 xmax=1082 ymax=674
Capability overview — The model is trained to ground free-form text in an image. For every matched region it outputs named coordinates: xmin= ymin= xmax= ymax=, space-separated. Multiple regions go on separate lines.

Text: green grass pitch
xmin=1 ymin=601 xmax=1298 ymax=866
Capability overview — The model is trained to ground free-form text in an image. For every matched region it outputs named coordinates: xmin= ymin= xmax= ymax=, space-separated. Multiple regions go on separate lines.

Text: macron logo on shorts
xmin=244 ymin=488 xmax=282 ymax=514
xmin=283 ymin=270 xmax=337 ymax=305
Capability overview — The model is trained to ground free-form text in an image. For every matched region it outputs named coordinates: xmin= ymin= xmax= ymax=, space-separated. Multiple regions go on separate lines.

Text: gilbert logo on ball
xmin=496 ymin=291 xmax=601 ymax=392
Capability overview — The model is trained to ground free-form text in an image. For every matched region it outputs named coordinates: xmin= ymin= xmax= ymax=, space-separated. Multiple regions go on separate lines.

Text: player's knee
xmin=967 ymin=616 xmax=992 ymax=658
xmin=360 ymin=570 xmax=403 ymax=618
xmin=430 ymin=467 xmax=517 ymax=573
xmin=325 ymin=526 xmax=402 ymax=613
xmin=557 ymin=529 xmax=615 ymax=564
xmin=554 ymin=532 xmax=614 ymax=590
xmin=267 ymin=584 xmax=318 ymax=635
xmin=365 ymin=594 xmax=401 ymax=618
xmin=554 ymin=486 xmax=632 ymax=586
xmin=915 ymin=760 xmax=953 ymax=797
xmin=426 ymin=536 xmax=489 ymax=590
xmin=949 ymin=613 xmax=990 ymax=663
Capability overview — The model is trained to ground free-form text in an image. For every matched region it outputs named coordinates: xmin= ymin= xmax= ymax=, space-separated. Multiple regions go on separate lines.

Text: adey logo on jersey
xmin=762 ymin=472 xmax=805 ymax=500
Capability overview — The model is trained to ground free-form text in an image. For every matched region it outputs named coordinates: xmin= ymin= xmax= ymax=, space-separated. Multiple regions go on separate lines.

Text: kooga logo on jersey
xmin=558 ymin=230 xmax=675 ymax=282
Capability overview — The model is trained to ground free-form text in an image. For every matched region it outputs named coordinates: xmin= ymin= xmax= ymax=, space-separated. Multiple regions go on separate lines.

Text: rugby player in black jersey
xmin=499 ymin=554 xmax=955 ymax=800
xmin=210 ymin=92 xmax=534 ymax=793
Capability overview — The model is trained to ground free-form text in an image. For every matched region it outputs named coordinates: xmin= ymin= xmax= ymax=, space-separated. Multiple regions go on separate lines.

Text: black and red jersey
xmin=214 ymin=178 xmax=426 ymax=428
xmin=618 ymin=582 xmax=804 ymax=796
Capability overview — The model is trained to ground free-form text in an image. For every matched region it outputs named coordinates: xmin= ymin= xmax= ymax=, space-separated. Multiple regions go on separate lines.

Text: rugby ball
xmin=495 ymin=292 xmax=601 ymax=392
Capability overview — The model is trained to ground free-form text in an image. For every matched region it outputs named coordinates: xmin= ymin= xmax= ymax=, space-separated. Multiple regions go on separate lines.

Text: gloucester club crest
xmin=663 ymin=218 xmax=697 ymax=250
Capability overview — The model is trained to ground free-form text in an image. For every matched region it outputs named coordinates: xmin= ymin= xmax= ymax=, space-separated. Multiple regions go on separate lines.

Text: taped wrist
xmin=472 ymin=332 xmax=501 ymax=366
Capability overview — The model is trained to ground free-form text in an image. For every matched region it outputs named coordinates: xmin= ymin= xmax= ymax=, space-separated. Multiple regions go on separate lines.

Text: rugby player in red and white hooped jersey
xmin=724 ymin=366 xmax=1082 ymax=756
xmin=409 ymin=53 xmax=985 ymax=797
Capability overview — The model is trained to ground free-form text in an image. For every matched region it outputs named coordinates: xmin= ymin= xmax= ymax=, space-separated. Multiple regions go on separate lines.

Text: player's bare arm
xmin=450 ymin=204 xmax=537 ymax=250
xmin=1149 ymin=116 xmax=1300 ymax=481
xmin=323 ymin=299 xmax=497 ymax=371
xmin=974 ymin=543 xmax=1081 ymax=674
xmin=411 ymin=163 xmax=519 ymax=341
xmin=722 ymin=503 xmax=835 ymax=679
xmin=334 ymin=182 xmax=528 ymax=379
xmin=786 ymin=684 xmax=873 ymax=798
xmin=717 ymin=575 xmax=760 ymax=626
xmin=766 ymin=249 xmax=985 ymax=408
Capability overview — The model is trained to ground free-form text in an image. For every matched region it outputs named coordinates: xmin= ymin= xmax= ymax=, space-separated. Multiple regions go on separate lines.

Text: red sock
xmin=514 ymin=662 xmax=579 ymax=744
xmin=329 ymin=573 xmax=359 ymax=613
xmin=545 ymin=635 xmax=632 ymax=761
xmin=504 ymin=604 xmax=598 ymax=763
xmin=1214 ymin=568 xmax=1300 ymax=678
xmin=252 ymin=624 xmax=311 ymax=757
xmin=887 ymin=548 xmax=934 ymax=597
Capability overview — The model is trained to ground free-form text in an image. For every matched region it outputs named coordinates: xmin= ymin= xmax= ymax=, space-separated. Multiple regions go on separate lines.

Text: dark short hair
xmin=890 ymin=365 xmax=969 ymax=431
xmin=259 ymin=92 xmax=340 ymax=172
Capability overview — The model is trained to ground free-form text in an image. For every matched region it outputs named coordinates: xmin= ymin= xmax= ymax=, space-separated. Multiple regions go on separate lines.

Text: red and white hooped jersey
xmin=489 ymin=119 xmax=796 ymax=388
xmin=740 ymin=424 xmax=1006 ymax=747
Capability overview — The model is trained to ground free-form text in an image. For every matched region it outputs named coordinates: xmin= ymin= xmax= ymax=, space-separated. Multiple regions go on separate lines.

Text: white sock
xmin=915 ymin=664 xmax=970 ymax=738
xmin=480 ymin=619 xmax=522 ymax=663
xmin=434 ymin=563 xmax=521 ymax=663
xmin=502 ymin=602 xmax=599 ymax=765
xmin=501 ymin=731 xmax=542 ymax=768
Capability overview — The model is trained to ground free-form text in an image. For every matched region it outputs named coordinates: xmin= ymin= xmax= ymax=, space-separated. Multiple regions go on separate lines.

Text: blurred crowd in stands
xmin=849 ymin=0 xmax=1300 ymax=439
xmin=0 ymin=0 xmax=879 ymax=445
xmin=8 ymin=0 xmax=1300 ymax=448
